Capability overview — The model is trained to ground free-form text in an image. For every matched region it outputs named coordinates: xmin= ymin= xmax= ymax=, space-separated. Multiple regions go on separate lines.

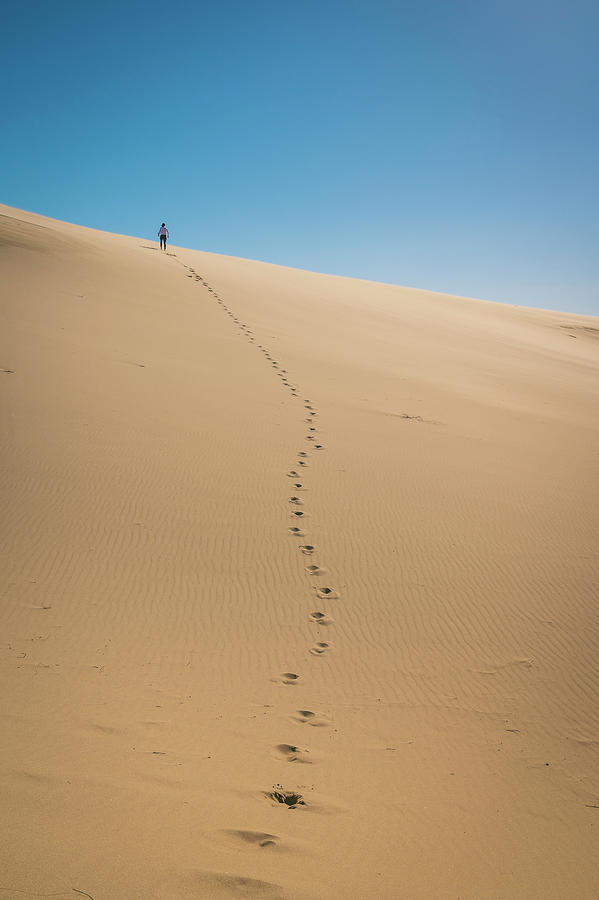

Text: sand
xmin=1 ymin=203 xmax=598 ymax=899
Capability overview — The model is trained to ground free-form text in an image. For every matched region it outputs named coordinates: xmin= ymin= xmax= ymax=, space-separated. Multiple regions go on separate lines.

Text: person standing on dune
xmin=158 ymin=222 xmax=169 ymax=250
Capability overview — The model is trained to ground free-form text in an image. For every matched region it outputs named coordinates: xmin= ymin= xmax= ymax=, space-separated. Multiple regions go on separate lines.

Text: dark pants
xmin=160 ymin=235 xmax=167 ymax=249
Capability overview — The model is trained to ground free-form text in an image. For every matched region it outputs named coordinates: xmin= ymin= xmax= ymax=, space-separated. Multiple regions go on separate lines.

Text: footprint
xmin=315 ymin=444 xmax=324 ymax=450
xmin=310 ymin=642 xmax=331 ymax=656
xmin=287 ymin=470 xmax=299 ymax=477
xmin=310 ymin=611 xmax=334 ymax=625
xmin=299 ymin=544 xmax=315 ymax=554
xmin=292 ymin=709 xmax=331 ymax=727
xmin=305 ymin=564 xmax=325 ymax=575
xmin=288 ymin=526 xmax=304 ymax=536
xmin=288 ymin=497 xmax=303 ymax=505
xmin=292 ymin=483 xmax=304 ymax=490
xmin=316 ymin=587 xmax=338 ymax=599
xmin=266 ymin=785 xmax=306 ymax=808
xmin=275 ymin=744 xmax=312 ymax=764
xmin=298 ymin=451 xmax=308 ymax=458
xmin=297 ymin=460 xmax=308 ymax=467
xmin=278 ymin=672 xmax=300 ymax=685
xmin=219 ymin=829 xmax=280 ymax=849
xmin=291 ymin=510 xmax=306 ymax=518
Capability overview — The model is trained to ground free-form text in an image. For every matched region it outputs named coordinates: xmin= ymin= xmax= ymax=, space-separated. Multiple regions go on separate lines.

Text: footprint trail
xmin=175 ymin=257 xmax=342 ymax=835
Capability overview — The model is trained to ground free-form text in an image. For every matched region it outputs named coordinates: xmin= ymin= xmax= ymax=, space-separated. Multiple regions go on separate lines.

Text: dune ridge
xmin=1 ymin=204 xmax=599 ymax=898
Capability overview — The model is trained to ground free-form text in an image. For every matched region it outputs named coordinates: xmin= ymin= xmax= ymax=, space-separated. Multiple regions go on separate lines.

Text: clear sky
xmin=4 ymin=0 xmax=598 ymax=314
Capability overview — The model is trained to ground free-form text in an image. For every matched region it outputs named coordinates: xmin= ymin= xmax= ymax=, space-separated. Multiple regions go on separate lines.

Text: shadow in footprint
xmin=275 ymin=744 xmax=312 ymax=764
xmin=310 ymin=611 xmax=334 ymax=625
xmin=276 ymin=672 xmax=300 ymax=685
xmin=316 ymin=587 xmax=338 ymax=599
xmin=265 ymin=785 xmax=306 ymax=809
xmin=310 ymin=642 xmax=331 ymax=656
xmin=292 ymin=709 xmax=331 ymax=727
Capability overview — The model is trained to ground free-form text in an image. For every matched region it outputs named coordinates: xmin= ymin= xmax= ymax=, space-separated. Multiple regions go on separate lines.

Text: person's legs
xmin=160 ymin=235 xmax=166 ymax=250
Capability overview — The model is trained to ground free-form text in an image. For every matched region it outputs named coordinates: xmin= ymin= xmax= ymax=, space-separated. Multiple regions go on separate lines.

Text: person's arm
xmin=167 ymin=229 xmax=170 ymax=237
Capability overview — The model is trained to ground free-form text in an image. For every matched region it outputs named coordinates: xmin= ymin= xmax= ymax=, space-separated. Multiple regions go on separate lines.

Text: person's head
xmin=162 ymin=222 xmax=165 ymax=227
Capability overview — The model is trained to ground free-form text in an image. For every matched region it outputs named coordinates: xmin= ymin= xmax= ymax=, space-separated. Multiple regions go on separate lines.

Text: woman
xmin=158 ymin=223 xmax=169 ymax=250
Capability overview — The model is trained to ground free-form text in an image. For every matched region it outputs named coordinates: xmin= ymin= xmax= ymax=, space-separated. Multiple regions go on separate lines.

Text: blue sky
xmin=4 ymin=0 xmax=598 ymax=313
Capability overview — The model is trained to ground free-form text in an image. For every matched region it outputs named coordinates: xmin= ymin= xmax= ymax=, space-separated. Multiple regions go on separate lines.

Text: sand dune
xmin=1 ymin=204 xmax=598 ymax=899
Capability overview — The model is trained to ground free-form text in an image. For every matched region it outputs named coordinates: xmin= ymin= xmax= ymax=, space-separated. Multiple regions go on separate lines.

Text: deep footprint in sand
xmin=299 ymin=544 xmax=315 ymax=554
xmin=316 ymin=586 xmax=338 ymax=599
xmin=292 ymin=709 xmax=332 ymax=727
xmin=275 ymin=744 xmax=312 ymax=764
xmin=277 ymin=672 xmax=300 ymax=685
xmin=305 ymin=564 xmax=325 ymax=576
xmin=265 ymin=786 xmax=306 ymax=808
xmin=288 ymin=526 xmax=305 ymax=536
xmin=310 ymin=642 xmax=331 ymax=656
xmin=310 ymin=611 xmax=334 ymax=625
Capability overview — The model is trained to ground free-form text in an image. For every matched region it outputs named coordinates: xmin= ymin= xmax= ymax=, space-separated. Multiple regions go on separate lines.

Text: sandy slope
xmin=1 ymin=204 xmax=598 ymax=899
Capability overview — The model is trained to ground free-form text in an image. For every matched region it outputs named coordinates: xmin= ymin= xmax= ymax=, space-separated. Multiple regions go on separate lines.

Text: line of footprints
xmin=180 ymin=261 xmax=336 ymax=812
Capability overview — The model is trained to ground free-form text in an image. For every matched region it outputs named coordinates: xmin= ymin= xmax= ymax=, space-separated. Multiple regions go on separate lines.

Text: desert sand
xmin=1 ymin=204 xmax=598 ymax=899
